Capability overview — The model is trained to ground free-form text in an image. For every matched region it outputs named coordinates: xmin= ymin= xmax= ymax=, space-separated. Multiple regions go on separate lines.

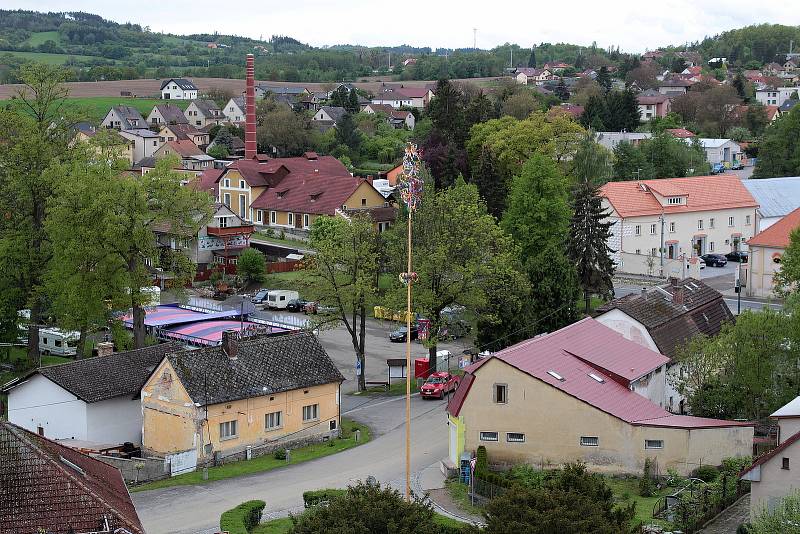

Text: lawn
xmin=252 ymin=513 xmax=464 ymax=533
xmin=253 ymin=231 xmax=311 ymax=249
xmin=131 ymin=418 xmax=371 ymax=492
xmin=603 ymin=477 xmax=674 ymax=528
xmin=445 ymin=479 xmax=485 ymax=517
xmin=61 ymin=97 xmax=188 ymax=123
xmin=350 ymin=378 xmax=420 ymax=396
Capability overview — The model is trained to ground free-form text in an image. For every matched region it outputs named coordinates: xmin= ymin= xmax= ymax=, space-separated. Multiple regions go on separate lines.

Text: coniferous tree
xmin=471 ymin=146 xmax=506 ymax=218
xmin=581 ymin=94 xmax=609 ymax=131
xmin=334 ymin=112 xmax=361 ymax=157
xmin=346 ymin=88 xmax=360 ymax=114
xmin=596 ymin=66 xmax=612 ymax=92
xmin=527 ymin=47 xmax=537 ymax=68
xmin=568 ymin=137 xmax=616 ymax=313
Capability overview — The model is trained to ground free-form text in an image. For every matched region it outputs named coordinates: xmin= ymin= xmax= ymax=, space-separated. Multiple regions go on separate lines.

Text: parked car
xmin=304 ymin=301 xmax=337 ymax=315
xmin=711 ymin=162 xmax=726 ymax=174
xmin=251 ymin=289 xmax=271 ymax=304
xmin=389 ymin=324 xmax=418 ymax=342
xmin=700 ymin=253 xmax=728 ymax=267
xmin=286 ymin=298 xmax=310 ymax=312
xmin=725 ymin=251 xmax=749 ymax=263
xmin=420 ymin=372 xmax=461 ymax=399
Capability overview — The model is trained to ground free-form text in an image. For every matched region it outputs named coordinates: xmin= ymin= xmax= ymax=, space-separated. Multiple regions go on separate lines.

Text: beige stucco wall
xmin=748 ymin=244 xmax=783 ymax=298
xmin=142 ymin=359 xmax=341 ymax=459
xmin=461 ymin=358 xmax=752 ymax=475
xmin=749 ymin=446 xmax=800 ymax=518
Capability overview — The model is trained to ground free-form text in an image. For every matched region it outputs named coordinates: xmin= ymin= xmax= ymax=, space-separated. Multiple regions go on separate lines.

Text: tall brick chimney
xmin=222 ymin=330 xmax=238 ymax=359
xmin=245 ymin=53 xmax=257 ymax=160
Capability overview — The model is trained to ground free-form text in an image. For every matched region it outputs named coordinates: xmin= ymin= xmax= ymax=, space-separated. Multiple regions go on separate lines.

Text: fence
xmin=267 ymin=260 xmax=304 ymax=274
xmin=472 ymin=477 xmax=509 ymax=501
xmin=656 ymin=475 xmax=748 ymax=533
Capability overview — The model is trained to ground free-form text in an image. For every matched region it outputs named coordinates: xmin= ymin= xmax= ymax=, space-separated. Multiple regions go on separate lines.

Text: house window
xmin=239 ymin=180 xmax=245 ymax=189
xmin=256 ymin=210 xmax=263 ymax=223
xmin=378 ymin=221 xmax=390 ymax=233
xmin=667 ymin=197 xmax=682 ymax=205
xmin=302 ymin=404 xmax=319 ymax=422
xmin=634 ymin=225 xmax=641 ymax=236
xmin=493 ymin=384 xmax=508 ymax=404
xmin=709 ymin=217 xmax=715 ymax=228
xmin=270 ymin=211 xmax=277 ymax=224
xmin=223 ymin=178 xmax=230 ymax=187
xmin=635 ymin=249 xmax=641 ymax=255
xmin=265 ymin=411 xmax=282 ymax=430
xmin=580 ymin=436 xmax=599 ymax=447
xmin=288 ymin=213 xmax=294 ymax=226
xmin=645 ymin=439 xmax=663 ymax=449
xmin=223 ymin=193 xmax=231 ymax=207
xmin=669 ymin=222 xmax=676 ymax=232
xmin=783 ymin=457 xmax=790 ymax=470
xmin=746 ymin=215 xmax=751 ymax=225
xmin=361 ymin=198 xmax=367 ymax=206
xmin=303 ymin=214 xmax=310 ymax=228
xmin=651 ymin=248 xmax=658 ymax=257
xmin=330 ymin=420 xmax=337 ymax=430
xmin=239 ymin=195 xmax=246 ymax=219
xmin=728 ymin=216 xmax=734 ymax=227
xmin=710 ymin=241 xmax=714 ymax=252
xmin=506 ymin=432 xmax=525 ymax=443
xmin=153 ymin=140 xmax=158 ymax=146
xmin=650 ymin=224 xmax=656 ymax=235
xmin=479 ymin=431 xmax=498 ymax=442
xmin=219 ymin=216 xmax=229 ymax=228
xmin=697 ymin=220 xmax=703 ymax=230
xmin=219 ymin=420 xmax=238 ymax=440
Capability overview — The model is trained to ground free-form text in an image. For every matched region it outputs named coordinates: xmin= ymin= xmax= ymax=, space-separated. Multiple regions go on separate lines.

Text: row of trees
xmin=0 ymin=64 xmax=213 ymax=363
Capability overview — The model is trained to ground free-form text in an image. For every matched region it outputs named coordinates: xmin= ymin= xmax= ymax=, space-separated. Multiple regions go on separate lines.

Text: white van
xmin=39 ymin=328 xmax=79 ymax=357
xmin=267 ymin=290 xmax=300 ymax=310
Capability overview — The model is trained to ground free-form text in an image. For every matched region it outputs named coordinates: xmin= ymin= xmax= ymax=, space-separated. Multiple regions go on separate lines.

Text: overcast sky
xmin=6 ymin=0 xmax=800 ymax=53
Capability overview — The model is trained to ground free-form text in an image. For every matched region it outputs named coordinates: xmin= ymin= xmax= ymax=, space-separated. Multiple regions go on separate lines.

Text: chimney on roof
xmin=245 ymin=54 xmax=257 ymax=160
xmin=668 ymin=276 xmax=679 ymax=287
xmin=222 ymin=330 xmax=238 ymax=359
xmin=95 ymin=341 xmax=113 ymax=358
xmin=640 ymin=287 xmax=647 ymax=296
xmin=672 ymin=285 xmax=684 ymax=305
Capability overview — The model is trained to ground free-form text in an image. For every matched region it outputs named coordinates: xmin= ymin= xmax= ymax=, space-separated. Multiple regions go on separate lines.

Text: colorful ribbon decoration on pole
xmin=397 ymin=143 xmax=423 ymax=212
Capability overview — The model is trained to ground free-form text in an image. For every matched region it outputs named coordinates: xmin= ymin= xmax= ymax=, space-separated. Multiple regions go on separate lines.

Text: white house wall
xmin=7 ymin=374 xmax=88 ymax=440
xmin=86 ymin=396 xmax=144 ymax=445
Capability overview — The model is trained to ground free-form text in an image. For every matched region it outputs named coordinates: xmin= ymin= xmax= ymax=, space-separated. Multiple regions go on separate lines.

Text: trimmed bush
xmin=475 ymin=445 xmax=488 ymax=476
xmin=219 ymin=500 xmax=266 ymax=534
xmin=694 ymin=464 xmax=720 ymax=483
xmin=302 ymin=489 xmax=347 ymax=508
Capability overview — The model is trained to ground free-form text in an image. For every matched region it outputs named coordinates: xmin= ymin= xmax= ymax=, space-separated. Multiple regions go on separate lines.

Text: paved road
xmin=699 ymin=493 xmax=750 ymax=533
xmin=132 ymin=394 xmax=450 ymax=534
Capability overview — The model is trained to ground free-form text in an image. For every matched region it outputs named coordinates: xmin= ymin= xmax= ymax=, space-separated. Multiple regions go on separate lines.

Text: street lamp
xmin=397 ymin=143 xmax=423 ymax=501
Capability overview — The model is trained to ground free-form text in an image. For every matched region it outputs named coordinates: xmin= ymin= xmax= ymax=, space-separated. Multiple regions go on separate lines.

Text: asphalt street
xmin=132 ymin=394 xmax=450 ymax=534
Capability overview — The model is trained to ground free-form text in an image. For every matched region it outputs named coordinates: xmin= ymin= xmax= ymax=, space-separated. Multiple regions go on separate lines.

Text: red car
xmin=420 ymin=372 xmax=461 ymax=399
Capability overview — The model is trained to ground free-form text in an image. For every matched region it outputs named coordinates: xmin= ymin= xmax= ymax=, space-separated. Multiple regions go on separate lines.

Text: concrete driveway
xmin=132 ymin=394 xmax=450 ymax=534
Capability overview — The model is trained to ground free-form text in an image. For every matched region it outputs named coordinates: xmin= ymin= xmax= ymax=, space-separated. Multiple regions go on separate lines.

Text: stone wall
xmin=93 ymin=454 xmax=169 ymax=483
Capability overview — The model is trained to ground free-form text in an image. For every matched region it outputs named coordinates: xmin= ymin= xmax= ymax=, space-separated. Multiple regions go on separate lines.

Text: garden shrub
xmin=475 ymin=445 xmax=488 ymax=476
xmin=219 ymin=500 xmax=266 ymax=534
xmin=694 ymin=464 xmax=719 ymax=483
xmin=302 ymin=488 xmax=347 ymax=508
xmin=639 ymin=458 xmax=656 ymax=497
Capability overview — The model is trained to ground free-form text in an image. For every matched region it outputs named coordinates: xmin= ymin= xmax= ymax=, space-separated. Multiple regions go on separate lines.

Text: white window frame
xmin=728 ymin=216 xmax=734 ymax=227
xmin=219 ymin=216 xmax=229 ymax=228
xmin=580 ymin=436 xmax=599 ymax=447
xmin=270 ymin=211 xmax=277 ymax=224
xmin=265 ymin=411 xmax=283 ymax=431
xmin=256 ymin=210 xmax=263 ymax=223
xmin=709 ymin=217 xmax=715 ymax=228
xmin=710 ymin=241 xmax=714 ymax=252
xmin=645 ymin=439 xmax=664 ymax=449
xmin=479 ymin=431 xmax=498 ymax=442
xmin=303 ymin=214 xmax=310 ymax=228
xmin=223 ymin=178 xmax=230 ymax=187
xmin=634 ymin=224 xmax=641 ymax=236
xmin=669 ymin=221 xmax=675 ymax=232
xmin=219 ymin=420 xmax=238 ymax=440
xmin=493 ymin=383 xmax=508 ymax=404
xmin=506 ymin=432 xmax=525 ymax=443
xmin=239 ymin=195 xmax=246 ymax=219
xmin=650 ymin=223 xmax=656 ymax=235
xmin=697 ymin=219 xmax=703 ymax=230
xmin=746 ymin=215 xmax=751 ymax=225
xmin=223 ymin=193 xmax=231 ymax=207
xmin=288 ymin=213 xmax=295 ymax=226
xmin=302 ymin=403 xmax=319 ymax=422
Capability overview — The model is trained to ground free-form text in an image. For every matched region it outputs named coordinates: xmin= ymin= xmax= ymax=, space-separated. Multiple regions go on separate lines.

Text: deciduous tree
xmin=237 ymin=248 xmax=266 ymax=285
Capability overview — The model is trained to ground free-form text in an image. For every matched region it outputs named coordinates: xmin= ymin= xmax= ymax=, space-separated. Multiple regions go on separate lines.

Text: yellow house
xmin=747 ymin=207 xmax=800 ymax=298
xmin=447 ymin=318 xmax=753 ymax=476
xmin=204 ymin=152 xmax=394 ymax=232
xmin=141 ymin=331 xmax=344 ymax=463
xmin=74 ymin=124 xmax=134 ymax=166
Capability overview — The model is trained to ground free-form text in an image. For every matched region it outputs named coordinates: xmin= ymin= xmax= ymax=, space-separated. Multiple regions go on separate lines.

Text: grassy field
xmin=350 ymin=379 xmax=420 ymax=396
xmin=605 ymin=476 xmax=674 ymax=528
xmin=61 ymin=97 xmax=189 ymax=123
xmin=0 ymin=50 xmax=109 ymax=65
xmin=252 ymin=512 xmax=464 ymax=533
xmin=22 ymin=31 xmax=63 ymax=47
xmin=132 ymin=418 xmax=371 ymax=492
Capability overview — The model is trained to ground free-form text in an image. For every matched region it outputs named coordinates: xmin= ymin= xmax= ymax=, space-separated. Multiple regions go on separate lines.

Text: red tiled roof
xmin=766 ymin=105 xmax=780 ymax=121
xmin=192 ymin=168 xmax=223 ymax=196
xmin=447 ymin=318 xmax=749 ymax=430
xmin=665 ymin=128 xmax=696 ymax=138
xmin=0 ymin=422 xmax=144 ymax=533
xmin=601 ymin=175 xmax=759 ymax=218
xmin=748 ymin=206 xmax=800 ymax=248
xmin=740 ymin=429 xmax=800 ymax=478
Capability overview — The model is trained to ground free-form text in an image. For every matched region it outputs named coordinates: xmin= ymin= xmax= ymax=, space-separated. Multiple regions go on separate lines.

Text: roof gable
xmin=748 ymin=206 xmax=800 ymax=248
xmin=161 ymin=78 xmax=197 ymax=91
xmin=0 ymin=422 xmax=144 ymax=533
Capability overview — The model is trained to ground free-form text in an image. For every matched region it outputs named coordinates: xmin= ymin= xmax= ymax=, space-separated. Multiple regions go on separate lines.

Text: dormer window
xmin=667 ymin=197 xmax=683 ymax=205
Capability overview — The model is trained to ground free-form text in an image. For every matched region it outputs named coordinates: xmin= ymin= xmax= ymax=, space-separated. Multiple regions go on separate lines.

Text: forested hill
xmin=0 ymin=9 xmax=798 ymax=84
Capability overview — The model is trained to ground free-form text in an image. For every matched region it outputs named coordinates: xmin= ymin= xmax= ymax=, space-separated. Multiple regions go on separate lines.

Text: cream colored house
xmin=447 ymin=318 xmax=753 ymax=475
xmin=601 ymin=175 xmax=759 ymax=276
xmin=197 ymin=152 xmax=393 ymax=232
xmin=747 ymin=207 xmax=800 ymax=298
xmin=141 ymin=331 xmax=343 ymax=464
xmin=184 ymin=99 xmax=224 ymax=128
xmin=742 ymin=396 xmax=800 ymax=519
xmin=223 ymin=97 xmax=246 ymax=123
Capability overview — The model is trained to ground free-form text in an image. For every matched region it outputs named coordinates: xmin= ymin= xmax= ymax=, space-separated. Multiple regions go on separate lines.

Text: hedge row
xmin=302 ymin=488 xmax=347 ymax=508
xmin=219 ymin=500 xmax=266 ymax=534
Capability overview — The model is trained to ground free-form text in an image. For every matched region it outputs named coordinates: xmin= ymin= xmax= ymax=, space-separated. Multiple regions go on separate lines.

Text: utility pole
xmin=473 ymin=28 xmax=477 ymax=51
xmin=736 ymin=263 xmax=742 ymax=314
